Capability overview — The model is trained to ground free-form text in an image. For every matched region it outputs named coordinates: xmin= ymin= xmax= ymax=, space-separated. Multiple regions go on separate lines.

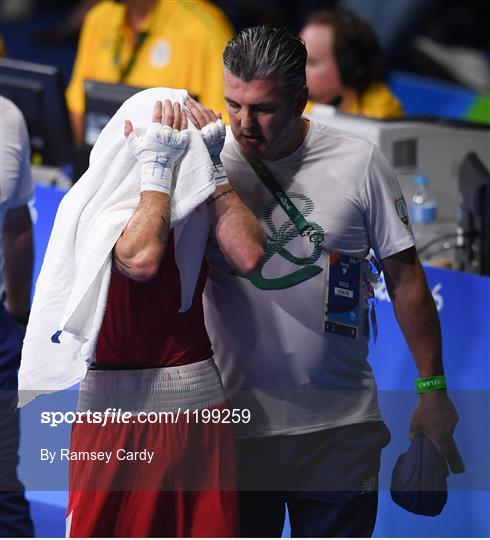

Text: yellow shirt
xmin=67 ymin=0 xmax=234 ymax=120
xmin=305 ymin=82 xmax=404 ymax=120
xmin=347 ymin=82 xmax=404 ymax=119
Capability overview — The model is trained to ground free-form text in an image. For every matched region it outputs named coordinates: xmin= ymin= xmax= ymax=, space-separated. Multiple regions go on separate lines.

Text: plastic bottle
xmin=409 ymin=175 xmax=437 ymax=226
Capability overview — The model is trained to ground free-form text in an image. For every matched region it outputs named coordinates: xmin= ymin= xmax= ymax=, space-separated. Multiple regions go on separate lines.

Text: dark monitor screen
xmin=457 ymin=152 xmax=490 ymax=276
xmin=0 ymin=58 xmax=73 ymax=166
xmin=84 ymin=80 xmax=144 ymax=146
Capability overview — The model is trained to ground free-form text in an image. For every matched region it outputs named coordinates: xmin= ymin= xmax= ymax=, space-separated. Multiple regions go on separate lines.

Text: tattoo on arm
xmin=113 ymin=250 xmax=133 ymax=278
xmin=158 ymin=214 xmax=170 ymax=244
xmin=207 ymin=188 xmax=235 ymax=206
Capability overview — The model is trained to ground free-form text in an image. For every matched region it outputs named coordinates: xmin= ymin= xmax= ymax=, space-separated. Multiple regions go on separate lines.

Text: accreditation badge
xmin=322 ymin=251 xmax=362 ymax=338
xmin=150 ymin=39 xmax=170 ymax=68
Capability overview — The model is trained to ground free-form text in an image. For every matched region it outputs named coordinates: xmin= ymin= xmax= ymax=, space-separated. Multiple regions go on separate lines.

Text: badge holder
xmin=322 ymin=252 xmax=362 ymax=339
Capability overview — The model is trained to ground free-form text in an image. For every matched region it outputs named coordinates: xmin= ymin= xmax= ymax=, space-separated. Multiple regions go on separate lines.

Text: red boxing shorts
xmin=66 ymin=358 xmax=239 ymax=537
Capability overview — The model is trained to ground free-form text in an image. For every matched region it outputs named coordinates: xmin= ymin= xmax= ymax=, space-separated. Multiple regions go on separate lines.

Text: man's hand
xmin=113 ymin=100 xmax=188 ymax=281
xmin=125 ymin=99 xmax=189 ymax=195
xmin=184 ymin=96 xmax=228 ymax=186
xmin=409 ymin=390 xmax=465 ymax=473
xmin=184 ymin=98 xmax=264 ymax=274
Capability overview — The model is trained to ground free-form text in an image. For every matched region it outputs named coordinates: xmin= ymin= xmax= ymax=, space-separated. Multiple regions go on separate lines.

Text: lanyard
xmin=245 ymin=155 xmax=324 ymax=245
xmin=113 ymin=29 xmax=149 ymax=83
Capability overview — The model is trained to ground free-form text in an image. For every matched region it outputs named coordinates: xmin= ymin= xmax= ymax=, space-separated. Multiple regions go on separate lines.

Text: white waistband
xmin=77 ymin=358 xmax=227 ymax=413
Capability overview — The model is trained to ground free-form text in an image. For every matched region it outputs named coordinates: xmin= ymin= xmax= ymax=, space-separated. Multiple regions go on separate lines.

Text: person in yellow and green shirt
xmin=67 ymin=0 xmax=234 ymax=143
xmin=301 ymin=8 xmax=404 ymax=119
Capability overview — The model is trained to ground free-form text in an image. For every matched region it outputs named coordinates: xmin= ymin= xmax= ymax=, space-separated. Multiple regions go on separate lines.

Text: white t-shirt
xmin=0 ymin=96 xmax=33 ymax=295
xmin=204 ymin=120 xmax=414 ymax=438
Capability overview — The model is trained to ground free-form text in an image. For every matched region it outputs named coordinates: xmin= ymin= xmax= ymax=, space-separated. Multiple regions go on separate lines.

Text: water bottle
xmin=410 ymin=175 xmax=437 ymax=225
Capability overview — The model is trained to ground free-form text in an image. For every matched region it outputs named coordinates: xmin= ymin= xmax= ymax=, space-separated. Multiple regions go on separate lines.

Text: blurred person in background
xmin=301 ymin=8 xmax=404 ymax=119
xmin=0 ymin=96 xmax=34 ymax=537
xmin=67 ymin=0 xmax=234 ymax=143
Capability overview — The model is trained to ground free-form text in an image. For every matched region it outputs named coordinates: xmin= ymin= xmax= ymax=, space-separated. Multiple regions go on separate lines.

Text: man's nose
xmin=240 ymin=108 xmax=255 ymax=130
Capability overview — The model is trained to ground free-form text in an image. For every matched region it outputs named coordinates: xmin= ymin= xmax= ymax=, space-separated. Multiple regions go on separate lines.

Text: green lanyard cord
xmin=245 ymin=155 xmax=324 ymax=246
xmin=113 ymin=29 xmax=149 ymax=83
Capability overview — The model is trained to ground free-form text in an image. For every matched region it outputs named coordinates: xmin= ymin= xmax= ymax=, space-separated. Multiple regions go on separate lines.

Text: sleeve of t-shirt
xmin=66 ymin=7 xmax=98 ymax=115
xmin=362 ymin=145 xmax=415 ymax=260
xmin=0 ymin=99 xmax=34 ymax=209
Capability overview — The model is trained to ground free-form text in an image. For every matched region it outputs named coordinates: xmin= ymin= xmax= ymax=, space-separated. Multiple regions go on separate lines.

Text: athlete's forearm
xmin=113 ymin=191 xmax=171 ymax=282
xmin=209 ymin=183 xmax=265 ymax=275
xmin=113 ymin=100 xmax=189 ymax=282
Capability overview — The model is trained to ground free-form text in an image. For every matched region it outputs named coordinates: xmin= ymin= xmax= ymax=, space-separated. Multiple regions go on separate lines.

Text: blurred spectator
xmin=0 ymin=35 xmax=6 ymax=56
xmin=67 ymin=0 xmax=234 ymax=143
xmin=301 ymin=8 xmax=404 ymax=119
xmin=0 ymin=96 xmax=34 ymax=537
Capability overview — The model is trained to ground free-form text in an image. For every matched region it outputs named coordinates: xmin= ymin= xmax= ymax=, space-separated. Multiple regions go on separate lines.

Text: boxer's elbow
xmin=238 ymin=244 xmax=264 ymax=275
xmin=229 ymin=242 xmax=264 ymax=275
xmin=113 ymin=246 xmax=160 ymax=282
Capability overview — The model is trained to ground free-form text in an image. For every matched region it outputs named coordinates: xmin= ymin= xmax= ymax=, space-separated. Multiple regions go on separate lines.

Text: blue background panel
xmin=389 ymin=71 xmax=477 ymax=120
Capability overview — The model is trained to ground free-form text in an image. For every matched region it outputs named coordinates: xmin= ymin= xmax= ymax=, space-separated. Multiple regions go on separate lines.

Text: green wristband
xmin=416 ymin=375 xmax=447 ymax=394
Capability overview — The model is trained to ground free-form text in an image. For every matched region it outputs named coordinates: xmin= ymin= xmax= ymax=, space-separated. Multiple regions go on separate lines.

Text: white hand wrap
xmin=126 ymin=123 xmax=190 ymax=194
xmin=200 ymin=119 xmax=229 ymax=187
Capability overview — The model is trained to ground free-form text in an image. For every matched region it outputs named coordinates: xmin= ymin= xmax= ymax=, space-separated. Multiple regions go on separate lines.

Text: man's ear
xmin=295 ymin=85 xmax=309 ymax=117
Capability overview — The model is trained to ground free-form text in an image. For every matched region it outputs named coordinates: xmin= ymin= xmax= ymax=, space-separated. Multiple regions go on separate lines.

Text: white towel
xmin=18 ymin=87 xmax=215 ymax=407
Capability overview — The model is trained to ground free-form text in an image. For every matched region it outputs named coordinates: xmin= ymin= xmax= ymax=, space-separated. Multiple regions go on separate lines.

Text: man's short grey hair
xmin=223 ymin=26 xmax=307 ymax=99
